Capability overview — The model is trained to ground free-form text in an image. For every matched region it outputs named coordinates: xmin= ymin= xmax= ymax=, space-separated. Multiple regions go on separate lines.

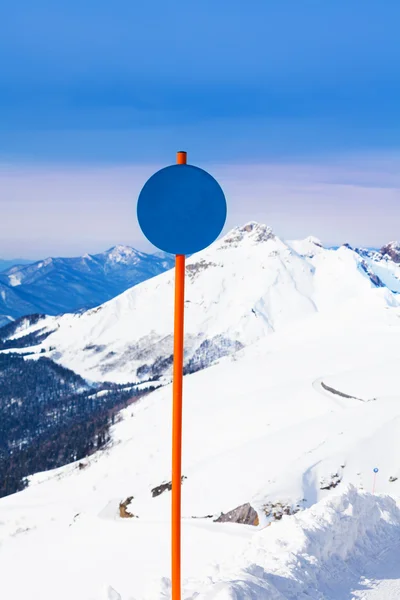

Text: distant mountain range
xmin=356 ymin=241 xmax=400 ymax=263
xmin=0 ymin=246 xmax=174 ymax=326
xmin=0 ymin=259 xmax=34 ymax=272
xmin=2 ymin=240 xmax=398 ymax=330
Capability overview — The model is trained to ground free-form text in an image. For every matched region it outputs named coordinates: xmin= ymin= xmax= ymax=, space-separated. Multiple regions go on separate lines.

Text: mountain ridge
xmin=0 ymin=258 xmax=34 ymax=273
xmin=0 ymin=245 xmax=174 ymax=326
xmin=1 ymin=222 xmax=399 ymax=385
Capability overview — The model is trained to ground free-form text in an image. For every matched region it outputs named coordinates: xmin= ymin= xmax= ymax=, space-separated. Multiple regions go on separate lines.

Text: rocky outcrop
xmin=381 ymin=242 xmax=400 ymax=263
xmin=218 ymin=222 xmax=275 ymax=249
xmin=183 ymin=336 xmax=244 ymax=375
xmin=359 ymin=260 xmax=385 ymax=288
xmin=186 ymin=260 xmax=217 ymax=280
xmin=320 ymin=473 xmax=342 ymax=491
xmin=262 ymin=501 xmax=302 ymax=521
xmin=357 ymin=242 xmax=400 ymax=265
xmin=214 ymin=503 xmax=259 ymax=526
xmin=119 ymin=496 xmax=137 ymax=518
xmin=151 ymin=476 xmax=187 ymax=498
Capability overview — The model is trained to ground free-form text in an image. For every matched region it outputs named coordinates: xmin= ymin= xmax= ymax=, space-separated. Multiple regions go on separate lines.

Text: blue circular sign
xmin=137 ymin=164 xmax=227 ymax=255
xmin=373 ymin=468 xmax=379 ymax=473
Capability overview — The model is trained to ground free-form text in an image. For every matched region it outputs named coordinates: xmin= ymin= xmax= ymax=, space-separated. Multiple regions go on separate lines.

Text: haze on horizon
xmin=1 ymin=0 xmax=400 ymax=258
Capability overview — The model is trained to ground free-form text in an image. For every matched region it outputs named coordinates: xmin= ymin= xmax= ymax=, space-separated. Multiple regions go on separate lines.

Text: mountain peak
xmin=306 ymin=236 xmax=323 ymax=247
xmin=287 ymin=235 xmax=324 ymax=258
xmin=106 ymin=245 xmax=141 ymax=263
xmin=380 ymin=241 xmax=400 ymax=263
xmin=217 ymin=222 xmax=275 ymax=249
xmin=38 ymin=257 xmax=54 ymax=268
xmin=108 ymin=244 xmax=136 ymax=254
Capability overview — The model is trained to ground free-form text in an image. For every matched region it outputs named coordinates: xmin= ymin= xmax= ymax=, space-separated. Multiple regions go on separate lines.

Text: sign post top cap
xmin=176 ymin=151 xmax=187 ymax=165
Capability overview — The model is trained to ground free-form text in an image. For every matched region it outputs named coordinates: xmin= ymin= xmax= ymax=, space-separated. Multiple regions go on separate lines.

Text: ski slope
xmin=1 ymin=222 xmax=400 ymax=598
xmin=1 ymin=295 xmax=400 ymax=598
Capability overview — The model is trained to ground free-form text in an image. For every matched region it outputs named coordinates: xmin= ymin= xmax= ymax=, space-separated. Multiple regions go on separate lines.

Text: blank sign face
xmin=137 ymin=164 xmax=227 ymax=255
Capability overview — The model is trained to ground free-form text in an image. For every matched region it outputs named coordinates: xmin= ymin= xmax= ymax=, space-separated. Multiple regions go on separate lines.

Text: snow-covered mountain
xmin=0 ymin=258 xmax=34 ymax=272
xmin=0 ymin=245 xmax=174 ymax=327
xmin=1 ymin=272 xmax=400 ymax=598
xmin=3 ymin=222 xmax=399 ymax=385
xmin=1 ymin=222 xmax=400 ymax=598
xmin=358 ymin=240 xmax=400 ymax=264
xmin=353 ymin=241 xmax=400 ymax=293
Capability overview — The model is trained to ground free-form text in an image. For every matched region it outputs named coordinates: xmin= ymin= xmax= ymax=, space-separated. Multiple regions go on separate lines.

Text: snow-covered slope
xmin=195 ymin=487 xmax=400 ymax=599
xmin=3 ymin=222 xmax=398 ymax=384
xmin=2 ymin=224 xmax=400 ymax=599
xmin=0 ymin=281 xmax=39 ymax=327
xmin=0 ymin=245 xmax=174 ymax=326
xmin=355 ymin=242 xmax=400 ymax=293
xmin=1 ymin=298 xmax=400 ymax=598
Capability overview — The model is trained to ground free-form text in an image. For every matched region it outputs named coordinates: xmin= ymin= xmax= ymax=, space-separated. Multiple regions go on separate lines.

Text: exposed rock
xmin=320 ymin=473 xmax=342 ymax=491
xmin=389 ymin=476 xmax=398 ymax=483
xmin=69 ymin=513 xmax=80 ymax=527
xmin=262 ymin=501 xmax=302 ymax=521
xmin=357 ymin=241 xmax=400 ymax=264
xmin=119 ymin=496 xmax=137 ymax=519
xmin=151 ymin=476 xmax=187 ymax=498
xmin=186 ymin=260 xmax=218 ymax=280
xmin=183 ymin=335 xmax=244 ymax=375
xmin=307 ymin=236 xmax=323 ymax=248
xmin=359 ymin=260 xmax=385 ymax=288
xmin=214 ymin=503 xmax=259 ymax=526
xmin=381 ymin=242 xmax=400 ymax=263
xmin=219 ymin=223 xmax=274 ymax=249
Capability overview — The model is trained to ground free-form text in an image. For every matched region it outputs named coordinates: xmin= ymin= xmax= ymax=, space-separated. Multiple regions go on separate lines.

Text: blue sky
xmin=1 ymin=0 xmax=400 ymax=256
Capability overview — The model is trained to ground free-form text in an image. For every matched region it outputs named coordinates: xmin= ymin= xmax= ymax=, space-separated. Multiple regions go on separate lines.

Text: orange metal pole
xmin=172 ymin=150 xmax=187 ymax=600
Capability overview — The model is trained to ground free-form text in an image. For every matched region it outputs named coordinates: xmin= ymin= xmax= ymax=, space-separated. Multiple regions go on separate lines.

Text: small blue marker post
xmin=373 ymin=468 xmax=379 ymax=494
xmin=137 ymin=151 xmax=227 ymax=600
